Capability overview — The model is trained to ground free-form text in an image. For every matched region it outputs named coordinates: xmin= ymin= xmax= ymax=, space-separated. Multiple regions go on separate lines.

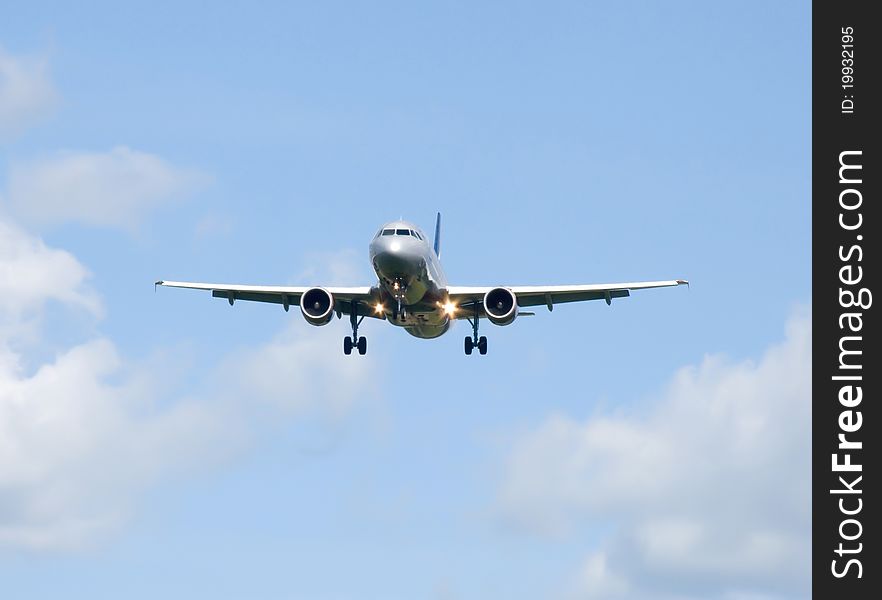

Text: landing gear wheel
xmin=478 ymin=336 xmax=488 ymax=355
xmin=464 ymin=336 xmax=473 ymax=355
xmin=357 ymin=336 xmax=367 ymax=355
xmin=343 ymin=336 xmax=353 ymax=355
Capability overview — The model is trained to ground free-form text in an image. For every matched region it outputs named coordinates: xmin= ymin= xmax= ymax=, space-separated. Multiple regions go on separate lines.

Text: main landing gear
xmin=464 ymin=336 xmax=487 ymax=355
xmin=344 ymin=303 xmax=367 ymax=355
xmin=464 ymin=304 xmax=488 ymax=356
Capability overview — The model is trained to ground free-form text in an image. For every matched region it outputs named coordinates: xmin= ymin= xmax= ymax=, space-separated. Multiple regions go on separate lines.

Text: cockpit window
xmin=412 ymin=230 xmax=422 ymax=240
xmin=382 ymin=229 xmax=394 ymax=236
xmin=395 ymin=229 xmax=409 ymax=235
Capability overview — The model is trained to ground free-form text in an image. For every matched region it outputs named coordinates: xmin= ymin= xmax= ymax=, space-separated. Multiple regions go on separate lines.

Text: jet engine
xmin=483 ymin=287 xmax=518 ymax=326
xmin=300 ymin=287 xmax=335 ymax=326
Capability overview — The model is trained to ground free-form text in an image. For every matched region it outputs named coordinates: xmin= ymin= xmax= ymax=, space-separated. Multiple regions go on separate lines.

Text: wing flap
xmin=515 ymin=288 xmax=631 ymax=307
xmin=211 ymin=289 xmax=289 ymax=305
xmin=446 ymin=279 xmax=686 ymax=312
xmin=157 ymin=280 xmax=377 ymax=315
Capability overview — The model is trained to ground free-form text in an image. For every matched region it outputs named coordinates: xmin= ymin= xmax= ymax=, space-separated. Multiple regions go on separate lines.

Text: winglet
xmin=433 ymin=212 xmax=442 ymax=259
xmin=155 ymin=280 xmax=163 ymax=292
xmin=676 ymin=279 xmax=690 ymax=288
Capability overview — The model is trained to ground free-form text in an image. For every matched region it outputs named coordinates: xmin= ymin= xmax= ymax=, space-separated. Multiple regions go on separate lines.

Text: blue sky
xmin=2 ymin=2 xmax=809 ymax=599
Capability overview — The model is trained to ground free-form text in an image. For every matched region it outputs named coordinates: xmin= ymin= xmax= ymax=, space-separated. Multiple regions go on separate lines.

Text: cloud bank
xmin=498 ymin=310 xmax=811 ymax=599
xmin=0 ymin=217 xmax=373 ymax=551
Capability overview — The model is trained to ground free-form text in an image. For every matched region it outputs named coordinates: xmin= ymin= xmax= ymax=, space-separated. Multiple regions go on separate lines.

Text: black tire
xmin=478 ymin=336 xmax=488 ymax=355
xmin=343 ymin=337 xmax=353 ymax=355
xmin=357 ymin=336 xmax=367 ymax=355
xmin=464 ymin=336 xmax=473 ymax=355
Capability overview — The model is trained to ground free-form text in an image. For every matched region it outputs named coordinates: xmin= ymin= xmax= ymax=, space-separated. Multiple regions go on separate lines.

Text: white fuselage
xmin=368 ymin=220 xmax=451 ymax=338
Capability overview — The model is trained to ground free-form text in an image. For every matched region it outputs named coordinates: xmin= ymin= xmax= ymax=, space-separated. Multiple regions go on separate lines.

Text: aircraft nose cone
xmin=372 ymin=236 xmax=420 ymax=275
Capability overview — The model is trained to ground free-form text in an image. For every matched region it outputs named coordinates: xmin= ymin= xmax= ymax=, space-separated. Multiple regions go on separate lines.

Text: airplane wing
xmin=445 ymin=279 xmax=688 ymax=315
xmin=155 ymin=280 xmax=379 ymax=316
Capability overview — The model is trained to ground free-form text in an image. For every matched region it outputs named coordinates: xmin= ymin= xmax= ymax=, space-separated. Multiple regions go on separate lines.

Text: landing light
xmin=441 ymin=301 xmax=457 ymax=317
xmin=374 ymin=302 xmax=385 ymax=315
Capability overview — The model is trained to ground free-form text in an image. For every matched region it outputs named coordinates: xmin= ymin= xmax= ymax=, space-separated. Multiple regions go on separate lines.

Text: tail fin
xmin=433 ymin=212 xmax=442 ymax=259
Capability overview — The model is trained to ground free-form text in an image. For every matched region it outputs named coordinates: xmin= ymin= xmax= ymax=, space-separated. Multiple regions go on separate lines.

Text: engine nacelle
xmin=300 ymin=287 xmax=335 ymax=326
xmin=483 ymin=287 xmax=518 ymax=326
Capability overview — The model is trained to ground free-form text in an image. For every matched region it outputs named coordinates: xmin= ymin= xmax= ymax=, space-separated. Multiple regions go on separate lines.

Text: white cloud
xmin=0 ymin=338 xmax=236 ymax=550
xmin=0 ymin=321 xmax=373 ymax=551
xmin=572 ymin=552 xmax=630 ymax=599
xmin=0 ymin=46 xmax=57 ymax=139
xmin=498 ymin=310 xmax=811 ymax=599
xmin=0 ymin=218 xmax=226 ymax=549
xmin=0 ymin=218 xmax=374 ymax=550
xmin=0 ymin=219 xmax=101 ymax=328
xmin=222 ymin=320 xmax=373 ymax=419
xmin=4 ymin=146 xmax=210 ymax=230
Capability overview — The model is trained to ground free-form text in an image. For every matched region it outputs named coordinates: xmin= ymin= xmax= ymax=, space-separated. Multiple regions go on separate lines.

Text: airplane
xmin=156 ymin=214 xmax=687 ymax=356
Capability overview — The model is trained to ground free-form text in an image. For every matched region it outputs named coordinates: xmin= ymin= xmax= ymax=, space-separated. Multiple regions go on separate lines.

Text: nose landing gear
xmin=391 ymin=297 xmax=407 ymax=322
xmin=391 ymin=278 xmax=407 ymax=322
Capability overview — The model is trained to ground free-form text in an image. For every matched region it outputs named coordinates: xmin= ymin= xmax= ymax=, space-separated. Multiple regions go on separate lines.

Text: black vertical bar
xmin=813 ymin=0 xmax=879 ymax=596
